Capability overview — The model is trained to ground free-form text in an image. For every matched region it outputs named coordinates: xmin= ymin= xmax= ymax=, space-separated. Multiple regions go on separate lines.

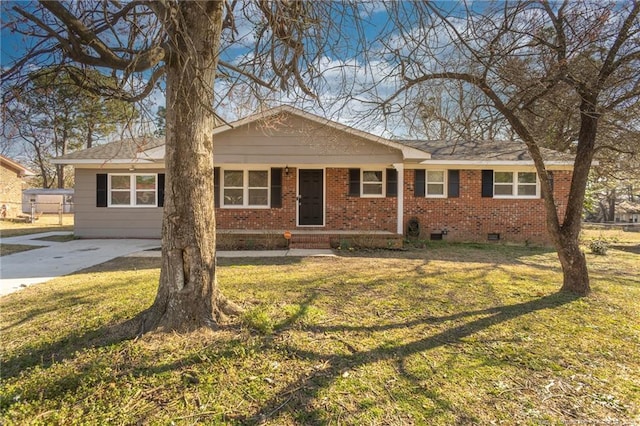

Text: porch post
xmin=393 ymin=163 xmax=404 ymax=235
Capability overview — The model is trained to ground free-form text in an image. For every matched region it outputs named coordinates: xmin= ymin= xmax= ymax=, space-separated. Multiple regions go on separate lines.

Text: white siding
xmin=74 ymin=168 xmax=163 ymax=238
xmin=214 ymin=115 xmax=403 ymax=164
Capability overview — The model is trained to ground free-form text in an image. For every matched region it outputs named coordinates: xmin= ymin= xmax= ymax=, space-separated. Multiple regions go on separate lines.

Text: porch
xmin=216 ymin=229 xmax=403 ymax=250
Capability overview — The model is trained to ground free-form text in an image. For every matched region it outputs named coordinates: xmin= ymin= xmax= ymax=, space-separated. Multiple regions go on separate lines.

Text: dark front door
xmin=298 ymin=169 xmax=324 ymax=226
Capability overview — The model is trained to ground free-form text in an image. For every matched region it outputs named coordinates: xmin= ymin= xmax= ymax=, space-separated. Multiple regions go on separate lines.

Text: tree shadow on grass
xmin=610 ymin=243 xmax=640 ymax=255
xmin=1 ymin=253 xmax=580 ymax=423
xmin=1 ymin=290 xmax=579 ymax=423
xmin=0 ymin=272 xmax=327 ymax=382
xmin=1 ymin=311 xmax=146 ymax=380
xmin=339 ymin=243 xmax=565 ymax=277
xmin=0 ymin=261 xmax=159 ymax=335
xmin=234 ymin=292 xmax=579 ymax=425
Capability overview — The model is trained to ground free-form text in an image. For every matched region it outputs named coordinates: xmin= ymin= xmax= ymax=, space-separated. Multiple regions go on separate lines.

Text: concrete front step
xmin=289 ymin=235 xmax=332 ymax=249
xmin=289 ymin=243 xmax=332 ymax=249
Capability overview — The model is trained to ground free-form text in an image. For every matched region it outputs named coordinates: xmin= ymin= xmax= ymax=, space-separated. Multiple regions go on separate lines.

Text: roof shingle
xmin=58 ymin=137 xmax=164 ymax=161
xmin=396 ymin=139 xmax=574 ymax=163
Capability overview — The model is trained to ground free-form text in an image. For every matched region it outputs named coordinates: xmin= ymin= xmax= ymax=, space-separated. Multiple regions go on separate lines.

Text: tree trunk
xmin=56 ymin=164 xmax=64 ymax=189
xmin=58 ymin=128 xmax=69 ymax=188
xmin=550 ymin=98 xmax=598 ymax=296
xmin=608 ymin=188 xmax=616 ymax=222
xmin=557 ymin=233 xmax=590 ymax=294
xmin=141 ymin=1 xmax=240 ymax=332
xmin=86 ymin=124 xmax=94 ymax=149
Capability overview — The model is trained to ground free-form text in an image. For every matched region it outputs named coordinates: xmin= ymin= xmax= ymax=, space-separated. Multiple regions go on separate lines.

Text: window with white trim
xmin=361 ymin=170 xmax=384 ymax=197
xmin=222 ymin=169 xmax=269 ymax=207
xmin=494 ymin=171 xmax=538 ymax=197
xmin=109 ymin=174 xmax=157 ymax=207
xmin=426 ymin=170 xmax=445 ymax=197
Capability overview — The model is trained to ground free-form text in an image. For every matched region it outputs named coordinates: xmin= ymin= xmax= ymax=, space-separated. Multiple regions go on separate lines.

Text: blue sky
xmin=0 ymin=1 xmax=409 ymax=139
xmin=2 ymin=1 xmax=597 ymax=152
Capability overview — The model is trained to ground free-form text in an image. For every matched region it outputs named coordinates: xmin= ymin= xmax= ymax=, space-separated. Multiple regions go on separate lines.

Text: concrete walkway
xmin=0 ymin=232 xmax=334 ymax=296
xmin=128 ymin=248 xmax=336 ymax=258
xmin=0 ymin=232 xmax=161 ymax=296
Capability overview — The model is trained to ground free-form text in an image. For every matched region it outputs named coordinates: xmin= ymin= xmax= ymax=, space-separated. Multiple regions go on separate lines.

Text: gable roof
xmin=53 ymin=106 xmax=574 ymax=167
xmin=214 ymin=105 xmax=430 ymax=160
xmin=0 ymin=155 xmax=35 ymax=176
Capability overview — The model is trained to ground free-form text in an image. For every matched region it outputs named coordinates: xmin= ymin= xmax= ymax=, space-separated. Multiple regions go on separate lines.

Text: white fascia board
xmin=398 ymin=146 xmax=431 ymax=160
xmin=73 ymin=163 xmax=166 ymax=170
xmin=50 ymin=158 xmax=158 ymax=165
xmin=418 ymin=160 xmax=575 ymax=167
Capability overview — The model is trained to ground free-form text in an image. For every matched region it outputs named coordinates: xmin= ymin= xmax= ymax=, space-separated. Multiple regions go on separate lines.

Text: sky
xmin=2 ymin=1 xmax=629 ymax=159
xmin=0 ymin=0 xmax=535 ymax=163
xmin=0 ymin=0 xmax=412 ymax=149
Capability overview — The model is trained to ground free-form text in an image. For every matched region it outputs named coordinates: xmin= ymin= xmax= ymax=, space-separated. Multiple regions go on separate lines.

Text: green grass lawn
xmin=1 ymin=239 xmax=639 ymax=425
xmin=0 ymin=214 xmax=73 ymax=238
xmin=0 ymin=244 xmax=43 ymax=256
xmin=0 ymin=215 xmax=74 ymax=256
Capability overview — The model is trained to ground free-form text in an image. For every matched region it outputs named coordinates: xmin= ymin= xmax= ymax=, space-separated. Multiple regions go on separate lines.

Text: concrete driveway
xmin=1 ymin=232 xmax=335 ymax=296
xmin=0 ymin=232 xmax=160 ymax=296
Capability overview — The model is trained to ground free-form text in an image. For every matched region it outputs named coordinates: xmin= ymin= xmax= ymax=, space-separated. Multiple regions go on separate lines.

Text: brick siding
xmin=0 ymin=165 xmax=26 ymax=210
xmin=325 ymin=168 xmax=396 ymax=232
xmin=215 ymin=167 xmax=571 ymax=244
xmin=404 ymin=169 xmax=572 ymax=244
xmin=215 ymin=168 xmax=397 ymax=232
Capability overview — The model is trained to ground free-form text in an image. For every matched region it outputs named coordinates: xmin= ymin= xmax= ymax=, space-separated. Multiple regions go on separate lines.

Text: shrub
xmin=589 ymin=239 xmax=609 ymax=255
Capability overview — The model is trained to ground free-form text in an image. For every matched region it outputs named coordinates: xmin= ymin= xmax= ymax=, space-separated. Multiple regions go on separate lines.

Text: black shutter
xmin=157 ymin=173 xmax=165 ymax=207
xmin=448 ymin=170 xmax=460 ymax=198
xmin=386 ymin=168 xmax=398 ymax=197
xmin=414 ymin=169 xmax=425 ymax=197
xmin=481 ymin=170 xmax=493 ymax=198
xmin=214 ymin=167 xmax=220 ymax=208
xmin=271 ymin=168 xmax=283 ymax=208
xmin=348 ymin=168 xmax=360 ymax=196
xmin=96 ymin=174 xmax=107 ymax=207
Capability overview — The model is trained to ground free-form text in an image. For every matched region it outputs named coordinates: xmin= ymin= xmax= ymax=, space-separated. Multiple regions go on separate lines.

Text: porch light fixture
xmin=129 ymin=165 xmax=135 ymax=171
xmin=285 ymin=165 xmax=289 ymax=175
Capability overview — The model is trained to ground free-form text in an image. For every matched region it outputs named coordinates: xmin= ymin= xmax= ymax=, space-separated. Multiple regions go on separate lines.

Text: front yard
xmin=1 ymin=235 xmax=639 ymax=425
xmin=0 ymin=214 xmax=74 ymax=256
xmin=0 ymin=213 xmax=74 ymax=237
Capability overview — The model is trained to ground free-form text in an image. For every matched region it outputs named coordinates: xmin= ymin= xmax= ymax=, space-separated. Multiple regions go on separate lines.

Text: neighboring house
xmin=22 ymin=188 xmax=74 ymax=214
xmin=0 ymin=155 xmax=35 ymax=218
xmin=53 ymin=106 xmax=574 ymax=246
xmin=616 ymin=201 xmax=640 ymax=223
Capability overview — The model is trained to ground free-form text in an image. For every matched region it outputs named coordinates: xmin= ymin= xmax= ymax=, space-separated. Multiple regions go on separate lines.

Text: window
xmin=361 ymin=170 xmax=384 ymax=197
xmin=109 ymin=174 xmax=157 ymax=207
xmin=222 ymin=169 xmax=269 ymax=207
xmin=494 ymin=171 xmax=538 ymax=198
xmin=426 ymin=170 xmax=445 ymax=197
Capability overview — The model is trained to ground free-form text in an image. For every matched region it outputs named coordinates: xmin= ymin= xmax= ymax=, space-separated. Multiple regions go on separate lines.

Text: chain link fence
xmin=1 ymin=201 xmax=74 ymax=224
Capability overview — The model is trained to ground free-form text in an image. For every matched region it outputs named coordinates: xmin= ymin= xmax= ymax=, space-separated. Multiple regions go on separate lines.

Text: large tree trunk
xmin=557 ymin=232 xmax=590 ymax=294
xmin=549 ymin=99 xmax=598 ymax=296
xmin=141 ymin=1 xmax=239 ymax=332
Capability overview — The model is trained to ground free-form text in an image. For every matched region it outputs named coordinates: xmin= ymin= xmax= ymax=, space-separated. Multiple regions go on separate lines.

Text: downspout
xmin=393 ymin=163 xmax=404 ymax=235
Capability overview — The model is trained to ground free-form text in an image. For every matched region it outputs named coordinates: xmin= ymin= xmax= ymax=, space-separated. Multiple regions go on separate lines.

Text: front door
xmin=298 ymin=169 xmax=324 ymax=226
